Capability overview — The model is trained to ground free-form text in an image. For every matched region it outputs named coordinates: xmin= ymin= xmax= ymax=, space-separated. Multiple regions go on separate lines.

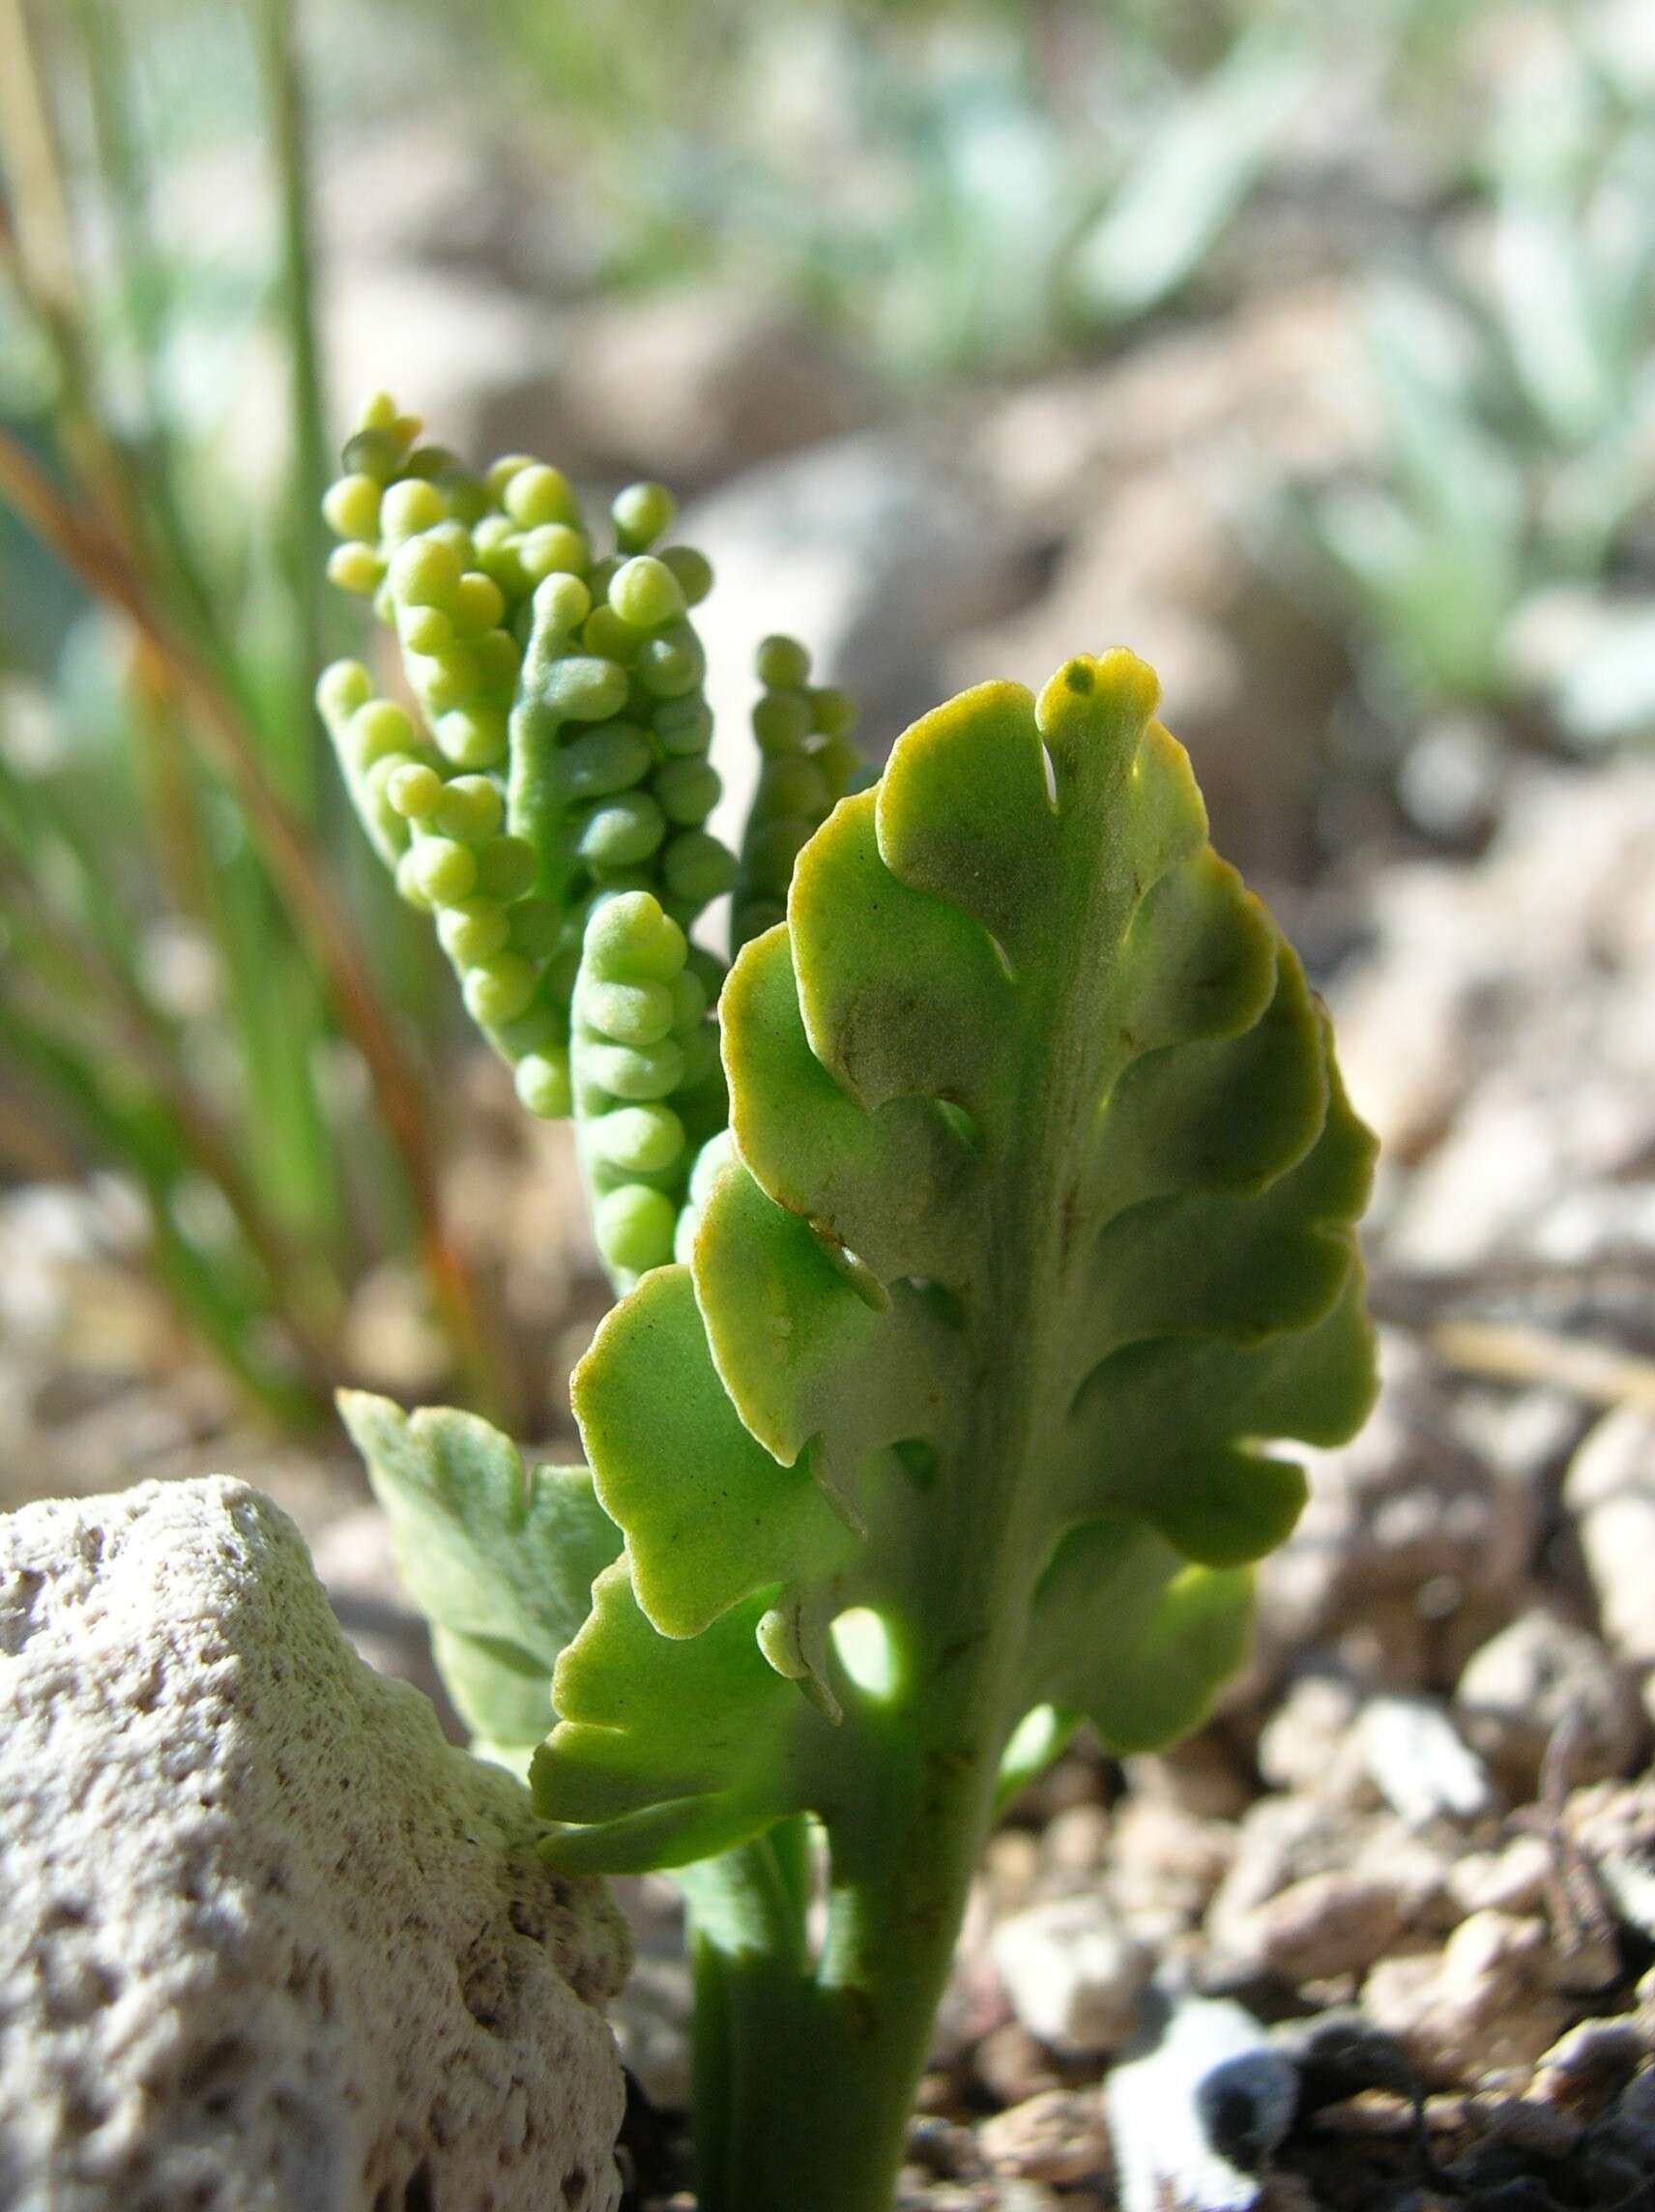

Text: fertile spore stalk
xmin=316 ymin=393 xmax=855 ymax=1286
xmin=323 ymin=403 xmax=1378 ymax=2212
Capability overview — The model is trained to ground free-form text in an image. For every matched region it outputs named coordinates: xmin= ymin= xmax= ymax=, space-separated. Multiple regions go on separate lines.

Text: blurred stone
xmin=606 ymin=1877 xmax=692 ymax=2114
xmin=1258 ymin=1333 xmax=1538 ymax=1681
xmin=1222 ymin=1869 xmax=1408 ymax=1987
xmin=1358 ymin=1695 xmax=1496 ymax=1828
xmin=972 ymin=2022 xmax=1064 ymax=2110
xmin=551 ymin=287 xmax=889 ymax=485
xmin=953 ymin=463 xmax=1344 ymax=885
xmin=972 ymin=283 xmax=1365 ymax=524
xmin=1105 ymin=1798 xmax=1236 ymax=1946
xmin=1361 ymin=1913 xmax=1569 ymax=2084
xmin=1565 ymin=1411 xmax=1655 ymax=1721
xmin=1256 ymin=1670 xmax=1372 ymax=1803
xmin=1124 ymin=1734 xmax=1254 ymax=1822
xmin=989 ymin=1896 xmax=1151 ymax=2056
xmin=1207 ymin=1796 xmax=1342 ymax=1953
xmin=1565 ymin=1776 xmax=1655 ymax=1943
xmin=1456 ymin=1606 xmax=1645 ymax=1792
xmin=690 ymin=430 xmax=1035 ymax=854
xmin=1529 ymin=2017 xmax=1652 ymax=2119
xmin=1335 ymin=762 xmax=1655 ymax=1266
xmin=1208 ymin=1799 xmax=1454 ymax=1965
xmin=1040 ymin=1804 xmax=1111 ymax=1877
xmin=1447 ymin=1833 xmax=1553 ymax=1921
xmin=976 ymin=2090 xmax=1112 ymax=2186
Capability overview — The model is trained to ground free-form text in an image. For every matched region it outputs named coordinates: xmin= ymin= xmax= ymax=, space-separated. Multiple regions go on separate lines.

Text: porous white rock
xmin=0 ymin=1477 xmax=629 ymax=2212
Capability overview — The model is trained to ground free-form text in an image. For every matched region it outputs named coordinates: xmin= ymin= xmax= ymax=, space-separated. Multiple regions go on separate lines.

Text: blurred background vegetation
xmin=2 ymin=0 xmax=1651 ymax=1488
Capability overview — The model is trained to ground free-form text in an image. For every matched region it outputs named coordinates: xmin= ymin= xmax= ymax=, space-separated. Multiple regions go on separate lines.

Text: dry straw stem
xmin=1430 ymin=1318 xmax=1655 ymax=1415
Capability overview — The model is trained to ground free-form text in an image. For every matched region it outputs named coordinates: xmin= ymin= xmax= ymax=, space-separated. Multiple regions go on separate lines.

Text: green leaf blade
xmin=541 ymin=648 xmax=1378 ymax=1867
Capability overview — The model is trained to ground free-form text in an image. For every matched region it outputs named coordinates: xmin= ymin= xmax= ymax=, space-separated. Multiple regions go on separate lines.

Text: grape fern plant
xmin=317 ymin=397 xmax=1378 ymax=2212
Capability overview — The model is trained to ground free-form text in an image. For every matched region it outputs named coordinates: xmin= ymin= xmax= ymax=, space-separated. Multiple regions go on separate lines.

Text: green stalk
xmin=679 ymin=1604 xmax=1023 ymax=2212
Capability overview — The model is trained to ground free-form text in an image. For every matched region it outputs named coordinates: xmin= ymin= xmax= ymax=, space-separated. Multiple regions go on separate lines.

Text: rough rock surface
xmin=0 ymin=1478 xmax=629 ymax=2212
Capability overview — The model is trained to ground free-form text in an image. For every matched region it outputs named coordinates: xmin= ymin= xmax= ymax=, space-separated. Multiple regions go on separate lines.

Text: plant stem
xmin=679 ymin=1616 xmax=1020 ymax=2212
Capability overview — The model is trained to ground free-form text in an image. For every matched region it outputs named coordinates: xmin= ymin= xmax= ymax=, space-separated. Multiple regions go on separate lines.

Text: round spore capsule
xmin=437 ymin=897 xmax=511 ymax=965
xmin=474 ymin=834 xmax=537 ymax=900
xmin=389 ymin=536 xmax=463 ymax=609
xmin=583 ymin=891 xmax=686 ymax=984
xmin=435 ymin=704 xmax=508 ymax=769
xmin=668 ymin=968 xmax=708 ymax=1029
xmin=394 ymin=848 xmax=434 ymax=910
xmin=752 ymin=689 xmax=812 ymax=755
xmin=810 ymin=685 xmax=858 ymax=739
xmin=387 ymin=762 xmax=444 ymax=818
xmin=756 ymin=633 xmax=811 ymax=689
xmin=582 ymin=606 xmax=642 ymax=664
xmin=350 ymin=699 xmax=421 ymax=768
xmin=473 ymin=628 xmax=522 ymax=693
xmin=676 ymin=1020 xmax=721 ymax=1092
xmin=539 ymin=656 xmax=630 ymax=724
xmin=761 ymin=756 xmax=831 ymax=818
xmin=583 ymin=977 xmax=676 ymax=1048
xmin=611 ymin=481 xmax=677 ymax=552
xmin=653 ymin=757 xmax=720 ymax=826
xmin=338 ymin=426 xmax=402 ymax=483
xmin=401 ymin=443 xmax=461 ymax=481
xmin=431 ymin=774 xmax=505 ymax=843
xmin=326 ymin=543 xmax=382 ymax=595
xmin=322 ymin=473 xmax=382 ymax=542
xmin=662 ymin=830 xmax=737 ymax=904
xmin=514 ymin=1048 xmax=571 ymax=1119
xmin=405 ymin=837 xmax=479 ymax=908
xmin=506 ymin=897 xmax=562 ymax=957
xmin=450 ymin=572 xmax=507 ymax=637
xmin=555 ymin=723 xmax=653 ymax=800
xmin=653 ymin=695 xmax=713 ymax=757
xmin=660 ymin=545 xmax=713 ymax=605
xmin=744 ymin=817 xmax=812 ymax=891
xmin=414 ymin=645 xmax=482 ymax=716
xmin=519 ymin=524 xmax=590 ymax=583
xmin=591 ymin=1102 xmax=684 ymax=1175
xmin=531 ymin=571 xmax=593 ymax=638
xmin=463 ymin=953 xmax=539 ymax=1028
xmin=505 ymin=464 xmax=580 ymax=530
xmin=316 ymin=659 xmax=374 ymax=725
xmin=595 ymin=1183 xmax=677 ymax=1275
xmin=609 ymin=555 xmax=686 ymax=631
xmin=397 ymin=603 xmax=451 ymax=655
xmin=577 ymin=793 xmax=667 ymax=869
xmin=485 ymin=453 xmax=537 ymax=500
xmin=380 ymin=479 xmax=448 ymax=540
xmin=585 ymin=1036 xmax=685 ymax=1103
xmin=636 ymin=623 xmax=706 ymax=700
xmin=815 ymin=731 xmax=864 ymax=792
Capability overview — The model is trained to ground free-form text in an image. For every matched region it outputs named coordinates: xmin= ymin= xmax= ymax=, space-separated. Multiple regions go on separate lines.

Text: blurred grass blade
xmin=1066 ymin=28 xmax=1311 ymax=326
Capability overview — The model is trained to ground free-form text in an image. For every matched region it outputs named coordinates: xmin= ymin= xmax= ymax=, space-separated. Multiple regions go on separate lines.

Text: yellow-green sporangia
xmin=327 ymin=415 xmax=1375 ymax=2212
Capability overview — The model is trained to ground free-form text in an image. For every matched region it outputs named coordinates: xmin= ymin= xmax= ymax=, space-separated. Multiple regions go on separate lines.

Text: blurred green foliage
xmin=1305 ymin=17 xmax=1655 ymax=745
xmin=2 ymin=0 xmax=1652 ymax=1430
xmin=0 ymin=0 xmax=491 ymax=1427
